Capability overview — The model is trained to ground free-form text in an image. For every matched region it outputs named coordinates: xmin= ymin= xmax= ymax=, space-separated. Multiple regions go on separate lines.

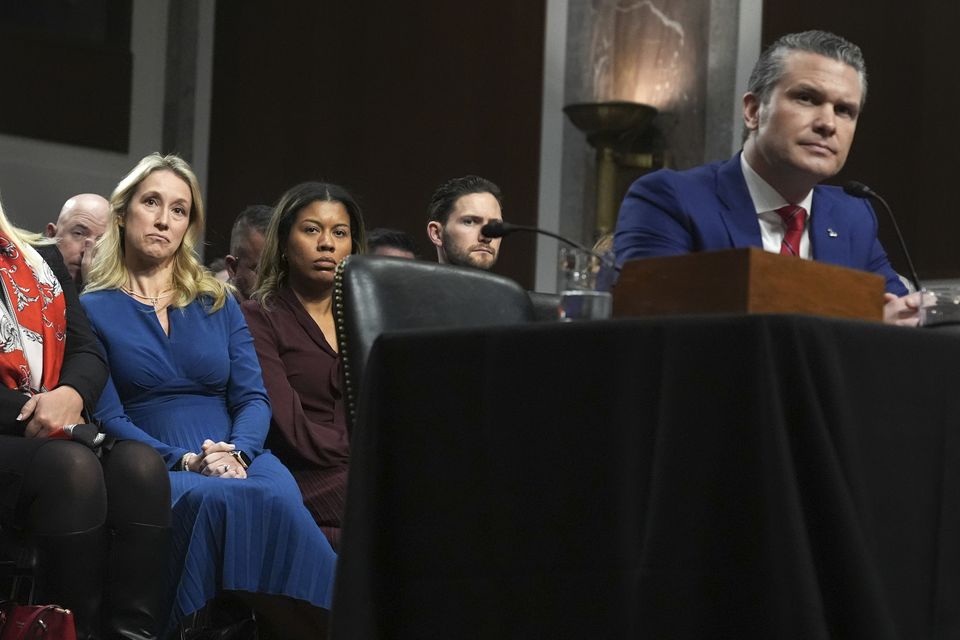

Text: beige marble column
xmin=554 ymin=0 xmax=753 ymax=266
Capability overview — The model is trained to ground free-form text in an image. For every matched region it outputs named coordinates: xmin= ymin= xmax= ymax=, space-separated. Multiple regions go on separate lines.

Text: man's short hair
xmin=229 ymin=204 xmax=273 ymax=254
xmin=427 ymin=175 xmax=502 ymax=225
xmin=747 ymin=30 xmax=868 ymax=109
xmin=367 ymin=227 xmax=419 ymax=256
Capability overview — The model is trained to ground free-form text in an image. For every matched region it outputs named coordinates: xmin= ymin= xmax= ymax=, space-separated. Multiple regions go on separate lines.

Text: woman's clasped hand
xmin=180 ymin=440 xmax=248 ymax=478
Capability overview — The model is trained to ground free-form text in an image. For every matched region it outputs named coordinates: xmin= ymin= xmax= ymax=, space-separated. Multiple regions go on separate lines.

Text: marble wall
xmin=586 ymin=0 xmax=709 ymax=168
xmin=558 ymin=0 xmax=749 ymax=247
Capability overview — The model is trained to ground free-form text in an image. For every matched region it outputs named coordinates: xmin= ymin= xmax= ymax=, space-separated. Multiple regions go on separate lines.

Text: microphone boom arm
xmin=866 ymin=190 xmax=921 ymax=293
xmin=483 ymin=222 xmax=619 ymax=271
xmin=844 ymin=181 xmax=921 ymax=293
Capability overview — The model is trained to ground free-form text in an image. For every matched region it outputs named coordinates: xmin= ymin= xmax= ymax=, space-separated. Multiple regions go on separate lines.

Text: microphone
xmin=50 ymin=423 xmax=106 ymax=449
xmin=480 ymin=221 xmax=618 ymax=271
xmin=843 ymin=181 xmax=921 ymax=292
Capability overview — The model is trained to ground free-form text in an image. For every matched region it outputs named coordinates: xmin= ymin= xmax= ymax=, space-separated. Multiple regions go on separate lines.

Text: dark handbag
xmin=48 ymin=423 xmax=106 ymax=451
xmin=0 ymin=601 xmax=77 ymax=640
xmin=47 ymin=422 xmax=114 ymax=462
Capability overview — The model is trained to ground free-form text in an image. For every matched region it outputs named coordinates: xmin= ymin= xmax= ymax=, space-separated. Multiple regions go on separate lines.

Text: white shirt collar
xmin=740 ymin=153 xmax=814 ymax=215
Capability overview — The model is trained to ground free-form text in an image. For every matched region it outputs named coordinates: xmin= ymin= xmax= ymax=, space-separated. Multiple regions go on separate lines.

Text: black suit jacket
xmin=0 ymin=244 xmax=108 ymax=434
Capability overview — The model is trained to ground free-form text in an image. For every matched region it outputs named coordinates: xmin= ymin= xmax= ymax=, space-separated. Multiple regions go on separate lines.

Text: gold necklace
xmin=121 ymin=286 xmax=173 ymax=309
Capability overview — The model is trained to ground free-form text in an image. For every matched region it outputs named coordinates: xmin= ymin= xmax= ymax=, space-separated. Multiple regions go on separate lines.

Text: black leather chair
xmin=527 ymin=291 xmax=562 ymax=322
xmin=333 ymin=255 xmax=536 ymax=430
xmin=0 ymin=526 xmax=37 ymax=603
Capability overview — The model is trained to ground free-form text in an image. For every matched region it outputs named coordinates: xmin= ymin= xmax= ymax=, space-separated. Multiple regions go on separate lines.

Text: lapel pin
xmin=827 ymin=228 xmax=838 ymax=238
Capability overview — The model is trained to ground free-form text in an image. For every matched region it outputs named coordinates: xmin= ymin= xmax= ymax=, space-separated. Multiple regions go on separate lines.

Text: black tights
xmin=11 ymin=440 xmax=172 ymax=638
xmin=19 ymin=439 xmax=169 ymax=534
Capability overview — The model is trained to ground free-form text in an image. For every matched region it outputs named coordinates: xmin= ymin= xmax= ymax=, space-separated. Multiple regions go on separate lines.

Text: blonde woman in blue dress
xmin=81 ymin=153 xmax=336 ymax=639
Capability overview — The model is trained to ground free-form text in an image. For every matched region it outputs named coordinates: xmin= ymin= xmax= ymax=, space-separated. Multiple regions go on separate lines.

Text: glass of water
xmin=557 ymin=247 xmax=612 ymax=321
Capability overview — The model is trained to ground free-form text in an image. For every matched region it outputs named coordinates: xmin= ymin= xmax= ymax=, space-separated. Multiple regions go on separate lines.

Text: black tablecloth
xmin=331 ymin=315 xmax=960 ymax=639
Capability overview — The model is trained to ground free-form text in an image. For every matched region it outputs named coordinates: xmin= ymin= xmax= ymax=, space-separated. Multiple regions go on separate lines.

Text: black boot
xmin=101 ymin=523 xmax=172 ymax=640
xmin=34 ymin=525 xmax=108 ymax=640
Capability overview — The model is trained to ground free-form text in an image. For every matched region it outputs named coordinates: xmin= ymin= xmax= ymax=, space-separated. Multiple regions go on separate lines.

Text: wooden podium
xmin=612 ymin=248 xmax=885 ymax=321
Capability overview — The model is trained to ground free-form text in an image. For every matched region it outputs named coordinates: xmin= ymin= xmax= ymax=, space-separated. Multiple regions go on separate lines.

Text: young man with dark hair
xmin=426 ymin=175 xmax=503 ymax=271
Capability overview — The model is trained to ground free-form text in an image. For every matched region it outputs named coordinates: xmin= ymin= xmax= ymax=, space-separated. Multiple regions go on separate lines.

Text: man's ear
xmin=743 ymin=92 xmax=761 ymax=132
xmin=45 ymin=223 xmax=57 ymax=238
xmin=426 ymin=221 xmax=444 ymax=248
xmin=224 ymin=254 xmax=238 ymax=278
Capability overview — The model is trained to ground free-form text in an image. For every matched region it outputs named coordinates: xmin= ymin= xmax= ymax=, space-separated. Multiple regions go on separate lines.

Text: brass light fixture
xmin=564 ymin=100 xmax=658 ymax=238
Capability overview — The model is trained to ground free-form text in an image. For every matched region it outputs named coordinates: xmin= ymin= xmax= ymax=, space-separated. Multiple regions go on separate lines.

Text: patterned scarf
xmin=0 ymin=235 xmax=66 ymax=394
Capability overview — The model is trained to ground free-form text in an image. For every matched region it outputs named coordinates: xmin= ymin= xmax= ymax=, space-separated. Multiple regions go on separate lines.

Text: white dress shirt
xmin=740 ymin=154 xmax=814 ymax=259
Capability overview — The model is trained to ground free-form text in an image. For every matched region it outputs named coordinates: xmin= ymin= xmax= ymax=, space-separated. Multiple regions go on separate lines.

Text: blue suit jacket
xmin=613 ymin=153 xmax=908 ymax=296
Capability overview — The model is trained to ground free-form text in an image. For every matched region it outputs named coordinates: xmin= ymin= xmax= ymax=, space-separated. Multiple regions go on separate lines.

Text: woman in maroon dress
xmin=241 ymin=182 xmax=365 ymax=549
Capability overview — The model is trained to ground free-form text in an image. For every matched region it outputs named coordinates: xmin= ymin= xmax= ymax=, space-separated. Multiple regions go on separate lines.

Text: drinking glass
xmin=557 ymin=247 xmax=612 ymax=321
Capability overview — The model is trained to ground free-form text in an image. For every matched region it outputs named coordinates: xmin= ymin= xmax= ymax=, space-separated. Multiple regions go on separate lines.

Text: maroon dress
xmin=242 ymin=288 xmax=349 ymax=549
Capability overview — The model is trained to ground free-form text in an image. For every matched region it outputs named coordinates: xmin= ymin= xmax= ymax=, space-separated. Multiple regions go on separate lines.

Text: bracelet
xmin=177 ymin=452 xmax=194 ymax=472
xmin=229 ymin=450 xmax=250 ymax=470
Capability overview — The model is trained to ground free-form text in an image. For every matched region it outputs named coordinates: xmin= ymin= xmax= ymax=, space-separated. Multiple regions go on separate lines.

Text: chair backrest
xmin=527 ymin=291 xmax=562 ymax=322
xmin=333 ymin=255 xmax=535 ymax=430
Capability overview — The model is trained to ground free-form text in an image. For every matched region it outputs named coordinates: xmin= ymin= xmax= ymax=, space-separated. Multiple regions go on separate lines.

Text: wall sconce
xmin=564 ymin=100 xmax=659 ymax=239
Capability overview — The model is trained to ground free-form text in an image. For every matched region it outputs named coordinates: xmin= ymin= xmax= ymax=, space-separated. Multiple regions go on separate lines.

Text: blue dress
xmin=80 ymin=290 xmax=337 ymax=624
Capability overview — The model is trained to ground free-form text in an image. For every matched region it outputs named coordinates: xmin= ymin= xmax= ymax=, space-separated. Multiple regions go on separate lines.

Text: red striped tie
xmin=776 ymin=205 xmax=807 ymax=257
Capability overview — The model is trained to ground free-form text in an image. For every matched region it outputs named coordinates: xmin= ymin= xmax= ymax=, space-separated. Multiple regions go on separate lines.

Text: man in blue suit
xmin=614 ymin=30 xmax=919 ymax=325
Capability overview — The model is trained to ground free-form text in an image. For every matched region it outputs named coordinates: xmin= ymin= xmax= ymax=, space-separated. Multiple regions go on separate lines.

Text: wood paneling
xmin=207 ymin=2 xmax=546 ymax=287
xmin=0 ymin=1 xmax=132 ymax=152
